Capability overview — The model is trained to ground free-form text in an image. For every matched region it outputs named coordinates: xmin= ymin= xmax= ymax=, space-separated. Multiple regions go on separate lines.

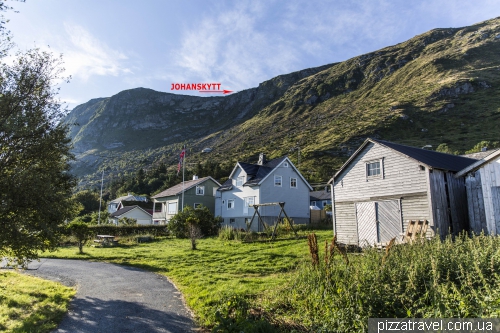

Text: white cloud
xmin=170 ymin=1 xmax=300 ymax=92
xmin=60 ymin=23 xmax=132 ymax=81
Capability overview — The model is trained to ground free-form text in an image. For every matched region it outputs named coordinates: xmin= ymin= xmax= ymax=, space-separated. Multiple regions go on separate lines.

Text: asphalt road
xmin=15 ymin=258 xmax=197 ymax=333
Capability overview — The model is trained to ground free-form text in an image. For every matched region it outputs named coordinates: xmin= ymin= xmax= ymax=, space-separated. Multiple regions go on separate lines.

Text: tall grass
xmin=267 ymin=234 xmax=500 ymax=332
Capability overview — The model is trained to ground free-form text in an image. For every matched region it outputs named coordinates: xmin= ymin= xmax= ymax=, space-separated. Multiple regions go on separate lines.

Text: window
xmin=290 ymin=177 xmax=297 ymax=188
xmin=228 ymin=199 xmax=234 ymax=209
xmin=274 ymin=175 xmax=282 ymax=187
xmin=236 ymin=176 xmax=245 ymax=187
xmin=322 ymin=201 xmax=328 ymax=207
xmin=196 ymin=185 xmax=205 ymax=195
xmin=311 ymin=201 xmax=317 ymax=207
xmin=284 ymin=162 xmax=288 ymax=167
xmin=366 ymin=161 xmax=381 ymax=177
xmin=167 ymin=202 xmax=177 ymax=215
xmin=230 ymin=218 xmax=235 ymax=223
xmin=194 ymin=203 xmax=202 ymax=209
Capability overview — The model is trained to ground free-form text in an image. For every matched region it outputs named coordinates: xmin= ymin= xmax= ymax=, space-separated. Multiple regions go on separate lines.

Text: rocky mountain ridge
xmin=66 ymin=17 xmax=500 ymax=188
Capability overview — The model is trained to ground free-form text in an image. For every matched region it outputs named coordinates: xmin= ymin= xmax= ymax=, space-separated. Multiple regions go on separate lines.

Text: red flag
xmin=177 ymin=146 xmax=186 ymax=175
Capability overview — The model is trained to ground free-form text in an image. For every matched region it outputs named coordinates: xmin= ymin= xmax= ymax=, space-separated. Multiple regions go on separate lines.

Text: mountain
xmin=66 ymin=17 xmax=500 ymax=189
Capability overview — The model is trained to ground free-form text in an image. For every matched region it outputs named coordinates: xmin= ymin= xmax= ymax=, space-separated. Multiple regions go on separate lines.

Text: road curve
xmin=22 ymin=258 xmax=196 ymax=333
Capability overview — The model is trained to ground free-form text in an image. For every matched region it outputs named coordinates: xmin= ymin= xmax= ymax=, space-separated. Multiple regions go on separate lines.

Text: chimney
xmin=193 ymin=175 xmax=199 ymax=180
xmin=258 ymin=153 xmax=266 ymax=165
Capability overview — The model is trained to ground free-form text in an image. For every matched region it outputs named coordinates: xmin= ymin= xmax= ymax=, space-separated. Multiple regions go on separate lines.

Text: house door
xmin=356 ymin=201 xmax=377 ymax=246
xmin=356 ymin=200 xmax=402 ymax=245
xmin=377 ymin=200 xmax=403 ymax=243
xmin=243 ymin=197 xmax=254 ymax=214
xmin=491 ymin=186 xmax=500 ymax=235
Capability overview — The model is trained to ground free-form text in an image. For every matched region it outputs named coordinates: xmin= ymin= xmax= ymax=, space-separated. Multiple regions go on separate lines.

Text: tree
xmin=168 ymin=206 xmax=221 ymax=239
xmin=66 ymin=221 xmax=93 ymax=254
xmin=0 ymin=47 xmax=77 ymax=261
xmin=72 ymin=190 xmax=101 ymax=216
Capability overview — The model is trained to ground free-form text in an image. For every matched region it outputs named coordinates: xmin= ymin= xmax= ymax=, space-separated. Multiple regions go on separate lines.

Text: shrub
xmin=88 ymin=225 xmax=169 ymax=237
xmin=66 ymin=221 xmax=93 ymax=254
xmin=168 ymin=206 xmax=221 ymax=238
xmin=218 ymin=226 xmax=244 ymax=241
xmin=269 ymin=233 xmax=500 ymax=332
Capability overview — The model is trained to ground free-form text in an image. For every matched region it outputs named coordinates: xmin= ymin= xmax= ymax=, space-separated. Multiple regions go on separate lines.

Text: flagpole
xmin=181 ymin=146 xmax=185 ymax=212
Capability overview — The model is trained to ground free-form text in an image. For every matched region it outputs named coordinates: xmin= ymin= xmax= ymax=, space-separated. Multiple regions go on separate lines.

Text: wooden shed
xmin=327 ymin=139 xmax=477 ymax=246
xmin=455 ymin=149 xmax=500 ymax=235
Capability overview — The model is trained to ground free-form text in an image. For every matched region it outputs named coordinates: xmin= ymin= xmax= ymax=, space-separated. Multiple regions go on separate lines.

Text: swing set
xmin=244 ymin=202 xmax=298 ymax=240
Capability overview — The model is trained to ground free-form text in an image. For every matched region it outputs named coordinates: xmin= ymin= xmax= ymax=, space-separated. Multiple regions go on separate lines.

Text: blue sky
xmin=4 ymin=0 xmax=499 ymax=109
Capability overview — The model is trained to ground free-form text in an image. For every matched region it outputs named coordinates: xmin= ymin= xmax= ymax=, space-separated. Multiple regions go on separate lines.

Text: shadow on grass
xmin=31 ymin=296 xmax=195 ymax=333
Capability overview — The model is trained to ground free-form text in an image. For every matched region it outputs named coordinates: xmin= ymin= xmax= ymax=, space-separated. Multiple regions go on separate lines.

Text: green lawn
xmin=43 ymin=230 xmax=333 ymax=327
xmin=0 ymin=271 xmax=75 ymax=333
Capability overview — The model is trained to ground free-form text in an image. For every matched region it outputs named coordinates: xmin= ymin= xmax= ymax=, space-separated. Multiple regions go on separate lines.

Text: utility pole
xmin=98 ymin=170 xmax=104 ymax=225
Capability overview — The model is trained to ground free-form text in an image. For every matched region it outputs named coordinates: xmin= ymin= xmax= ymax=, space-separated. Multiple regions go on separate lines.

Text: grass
xmin=42 ymin=229 xmax=334 ymax=327
xmin=265 ymin=233 xmax=500 ymax=332
xmin=0 ymin=271 xmax=75 ymax=333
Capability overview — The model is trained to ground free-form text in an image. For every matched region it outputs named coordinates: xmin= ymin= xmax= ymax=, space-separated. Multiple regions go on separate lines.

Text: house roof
xmin=151 ymin=176 xmax=220 ymax=199
xmin=328 ymin=138 xmax=478 ymax=183
xmin=110 ymin=194 xmax=148 ymax=204
xmin=310 ymin=190 xmax=331 ymax=201
xmin=218 ymin=178 xmax=233 ymax=191
xmin=110 ymin=205 xmax=152 ymax=218
xmin=222 ymin=156 xmax=313 ymax=191
xmin=455 ymin=148 xmax=500 ymax=178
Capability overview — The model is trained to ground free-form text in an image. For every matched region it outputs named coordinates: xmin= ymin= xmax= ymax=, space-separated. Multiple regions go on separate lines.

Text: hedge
xmin=88 ymin=225 xmax=169 ymax=237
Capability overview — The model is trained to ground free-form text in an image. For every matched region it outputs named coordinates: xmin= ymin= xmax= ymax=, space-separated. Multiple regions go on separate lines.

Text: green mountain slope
xmin=67 ymin=17 xmax=500 ymax=189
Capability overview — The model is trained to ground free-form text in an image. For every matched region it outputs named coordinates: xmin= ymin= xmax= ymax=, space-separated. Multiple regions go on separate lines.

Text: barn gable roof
xmin=328 ymin=138 xmax=478 ymax=184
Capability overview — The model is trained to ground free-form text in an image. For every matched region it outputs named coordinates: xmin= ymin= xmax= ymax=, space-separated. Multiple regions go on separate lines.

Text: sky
xmin=3 ymin=0 xmax=499 ymax=110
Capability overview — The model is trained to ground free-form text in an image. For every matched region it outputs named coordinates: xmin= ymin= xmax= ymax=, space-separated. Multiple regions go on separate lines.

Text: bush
xmin=218 ymin=226 xmax=244 ymax=241
xmin=270 ymin=233 xmax=500 ymax=332
xmin=168 ymin=206 xmax=221 ymax=238
xmin=88 ymin=225 xmax=169 ymax=237
xmin=66 ymin=221 xmax=93 ymax=254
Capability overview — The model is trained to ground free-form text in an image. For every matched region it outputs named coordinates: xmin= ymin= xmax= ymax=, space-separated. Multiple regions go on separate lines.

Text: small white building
xmin=109 ymin=205 xmax=152 ymax=225
xmin=456 ymin=149 xmax=500 ymax=235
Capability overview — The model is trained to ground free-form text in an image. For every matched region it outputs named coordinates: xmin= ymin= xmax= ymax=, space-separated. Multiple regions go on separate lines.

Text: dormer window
xmin=236 ymin=176 xmax=245 ymax=187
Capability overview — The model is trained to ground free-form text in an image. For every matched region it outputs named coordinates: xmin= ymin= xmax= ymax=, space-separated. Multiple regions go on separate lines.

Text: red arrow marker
xmin=199 ymin=90 xmax=233 ymax=94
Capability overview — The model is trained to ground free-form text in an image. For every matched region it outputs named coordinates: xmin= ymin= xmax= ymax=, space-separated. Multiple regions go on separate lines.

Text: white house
xmin=215 ymin=154 xmax=313 ymax=231
xmin=455 ymin=149 xmax=500 ymax=235
xmin=109 ymin=205 xmax=152 ymax=225
xmin=108 ymin=194 xmax=148 ymax=213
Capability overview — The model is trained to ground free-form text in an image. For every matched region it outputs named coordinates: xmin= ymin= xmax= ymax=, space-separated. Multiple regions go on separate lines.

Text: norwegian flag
xmin=177 ymin=146 xmax=186 ymax=175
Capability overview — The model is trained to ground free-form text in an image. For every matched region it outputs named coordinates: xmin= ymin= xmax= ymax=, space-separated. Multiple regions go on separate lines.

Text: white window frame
xmin=229 ymin=218 xmax=235 ymax=223
xmin=236 ymin=176 xmax=245 ymax=187
xmin=196 ymin=185 xmax=205 ymax=195
xmin=290 ymin=177 xmax=297 ymax=188
xmin=227 ymin=199 xmax=235 ymax=209
xmin=322 ymin=201 xmax=328 ymax=207
xmin=167 ymin=202 xmax=177 ymax=215
xmin=311 ymin=201 xmax=317 ymax=207
xmin=274 ymin=175 xmax=282 ymax=187
xmin=283 ymin=162 xmax=288 ymax=167
xmin=194 ymin=203 xmax=202 ymax=209
xmin=366 ymin=159 xmax=383 ymax=178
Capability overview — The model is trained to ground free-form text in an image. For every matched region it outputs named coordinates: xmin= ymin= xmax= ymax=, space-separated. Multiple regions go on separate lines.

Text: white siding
xmin=333 ymin=142 xmax=434 ymax=244
xmin=467 ymin=157 xmax=500 ymax=235
xmin=334 ymin=143 xmax=428 ymax=202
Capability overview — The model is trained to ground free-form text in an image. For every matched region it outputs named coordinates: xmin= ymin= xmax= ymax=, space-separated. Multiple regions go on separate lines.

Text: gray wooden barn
xmin=327 ymin=139 xmax=477 ymax=246
xmin=455 ymin=149 xmax=500 ymax=235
